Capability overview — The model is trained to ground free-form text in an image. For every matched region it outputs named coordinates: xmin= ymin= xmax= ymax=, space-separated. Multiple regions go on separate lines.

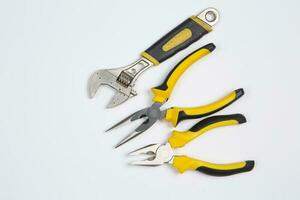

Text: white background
xmin=1 ymin=0 xmax=300 ymax=199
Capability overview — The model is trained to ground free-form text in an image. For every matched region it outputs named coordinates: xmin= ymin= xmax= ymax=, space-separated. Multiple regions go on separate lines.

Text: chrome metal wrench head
xmin=88 ymin=57 xmax=153 ymax=108
xmin=106 ymin=103 xmax=166 ymax=148
xmin=129 ymin=143 xmax=174 ymax=166
xmin=88 ymin=68 xmax=135 ymax=108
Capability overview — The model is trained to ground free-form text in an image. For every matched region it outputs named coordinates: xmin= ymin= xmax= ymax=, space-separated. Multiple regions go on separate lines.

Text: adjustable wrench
xmin=88 ymin=8 xmax=219 ymax=108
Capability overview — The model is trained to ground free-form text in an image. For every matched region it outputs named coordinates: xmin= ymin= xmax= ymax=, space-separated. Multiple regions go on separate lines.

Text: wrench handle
xmin=141 ymin=9 xmax=218 ymax=65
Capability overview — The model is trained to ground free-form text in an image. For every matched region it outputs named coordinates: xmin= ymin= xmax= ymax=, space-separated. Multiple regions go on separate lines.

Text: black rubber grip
xmin=189 ymin=114 xmax=247 ymax=132
xmin=177 ymin=88 xmax=245 ymax=124
xmin=145 ymin=18 xmax=209 ymax=63
xmin=154 ymin=43 xmax=216 ymax=91
xmin=196 ymin=161 xmax=255 ymax=176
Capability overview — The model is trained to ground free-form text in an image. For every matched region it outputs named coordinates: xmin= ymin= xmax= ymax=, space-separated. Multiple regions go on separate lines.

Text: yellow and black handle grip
xmin=168 ymin=114 xmax=254 ymax=176
xmin=165 ymin=88 xmax=245 ymax=126
xmin=168 ymin=114 xmax=247 ymax=148
xmin=141 ymin=14 xmax=214 ymax=65
xmin=151 ymin=43 xmax=216 ymax=103
xmin=172 ymin=156 xmax=254 ymax=176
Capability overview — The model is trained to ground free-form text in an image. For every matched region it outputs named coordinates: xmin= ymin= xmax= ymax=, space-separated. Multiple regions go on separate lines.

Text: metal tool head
xmin=88 ymin=68 xmax=136 ymax=108
xmin=107 ymin=103 xmax=166 ymax=148
xmin=88 ymin=58 xmax=153 ymax=108
xmin=114 ymin=114 xmax=160 ymax=148
xmin=129 ymin=143 xmax=174 ymax=166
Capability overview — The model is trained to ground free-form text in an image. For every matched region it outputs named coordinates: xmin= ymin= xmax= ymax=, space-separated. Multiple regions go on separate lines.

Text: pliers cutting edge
xmin=107 ymin=43 xmax=244 ymax=148
xmin=129 ymin=114 xmax=255 ymax=176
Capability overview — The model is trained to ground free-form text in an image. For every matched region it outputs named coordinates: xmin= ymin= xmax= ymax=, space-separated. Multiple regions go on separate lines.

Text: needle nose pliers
xmin=106 ymin=43 xmax=244 ymax=148
xmin=129 ymin=114 xmax=255 ymax=176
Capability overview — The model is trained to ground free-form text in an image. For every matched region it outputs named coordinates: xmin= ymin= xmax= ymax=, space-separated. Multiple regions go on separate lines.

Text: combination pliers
xmin=130 ymin=114 xmax=255 ymax=176
xmin=107 ymin=43 xmax=244 ymax=148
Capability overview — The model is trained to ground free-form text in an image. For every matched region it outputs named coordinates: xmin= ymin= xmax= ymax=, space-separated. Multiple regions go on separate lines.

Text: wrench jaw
xmin=88 ymin=69 xmax=110 ymax=99
xmin=88 ymin=68 xmax=137 ymax=108
xmin=88 ymin=57 xmax=153 ymax=108
xmin=107 ymin=91 xmax=131 ymax=108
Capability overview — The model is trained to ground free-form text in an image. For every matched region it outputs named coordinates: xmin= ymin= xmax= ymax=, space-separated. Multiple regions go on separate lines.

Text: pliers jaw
xmin=106 ymin=102 xmax=166 ymax=148
xmin=129 ymin=143 xmax=174 ymax=166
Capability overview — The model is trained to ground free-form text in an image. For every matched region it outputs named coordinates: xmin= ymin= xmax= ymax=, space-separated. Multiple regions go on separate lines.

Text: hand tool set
xmin=88 ymin=7 xmax=255 ymax=177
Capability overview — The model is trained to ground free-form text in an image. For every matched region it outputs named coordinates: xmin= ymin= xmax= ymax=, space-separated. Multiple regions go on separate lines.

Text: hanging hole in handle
xmin=205 ymin=11 xmax=217 ymax=22
xmin=196 ymin=8 xmax=220 ymax=27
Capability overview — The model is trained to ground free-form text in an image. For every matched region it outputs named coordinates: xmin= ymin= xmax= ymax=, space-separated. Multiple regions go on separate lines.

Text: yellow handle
xmin=172 ymin=156 xmax=254 ymax=176
xmin=168 ymin=114 xmax=246 ymax=148
xmin=151 ymin=43 xmax=216 ymax=104
xmin=165 ymin=89 xmax=244 ymax=126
